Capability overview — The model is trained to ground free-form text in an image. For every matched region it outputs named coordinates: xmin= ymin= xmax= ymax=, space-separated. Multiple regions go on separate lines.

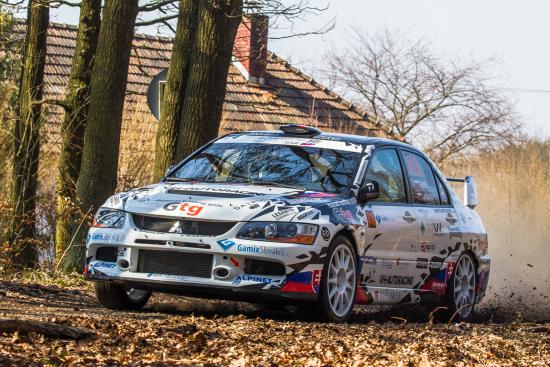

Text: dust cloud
xmin=449 ymin=142 xmax=550 ymax=321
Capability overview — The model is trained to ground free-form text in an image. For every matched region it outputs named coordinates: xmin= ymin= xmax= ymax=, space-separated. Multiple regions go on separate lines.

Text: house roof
xmin=14 ymin=21 xmax=382 ymax=143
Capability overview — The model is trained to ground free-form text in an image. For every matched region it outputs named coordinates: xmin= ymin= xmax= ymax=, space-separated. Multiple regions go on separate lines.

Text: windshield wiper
xmin=164 ymin=177 xmax=200 ymax=182
xmin=222 ymin=175 xmax=304 ymax=191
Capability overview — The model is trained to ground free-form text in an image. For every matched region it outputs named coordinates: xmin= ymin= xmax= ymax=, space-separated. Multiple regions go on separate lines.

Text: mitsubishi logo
xmin=168 ymin=221 xmax=183 ymax=234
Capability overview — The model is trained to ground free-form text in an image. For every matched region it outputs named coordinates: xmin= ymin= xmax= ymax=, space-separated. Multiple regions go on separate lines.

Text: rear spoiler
xmin=446 ymin=176 xmax=478 ymax=209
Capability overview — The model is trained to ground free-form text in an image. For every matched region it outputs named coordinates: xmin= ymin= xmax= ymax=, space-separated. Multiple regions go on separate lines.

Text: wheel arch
xmin=333 ymin=227 xmax=359 ymax=257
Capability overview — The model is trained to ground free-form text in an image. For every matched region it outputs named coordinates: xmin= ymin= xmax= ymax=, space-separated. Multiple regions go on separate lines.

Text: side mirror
xmin=464 ymin=176 xmax=478 ymax=209
xmin=165 ymin=165 xmax=176 ymax=177
xmin=357 ymin=180 xmax=380 ymax=204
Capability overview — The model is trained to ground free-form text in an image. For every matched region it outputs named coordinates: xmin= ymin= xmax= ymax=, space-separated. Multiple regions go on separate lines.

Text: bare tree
xmin=152 ymin=0 xmax=332 ymax=180
xmin=326 ymin=30 xmax=521 ymax=164
xmin=70 ymin=0 xmax=139 ymax=271
xmin=8 ymin=0 xmax=49 ymax=268
xmin=152 ymin=0 xmax=198 ymax=181
xmin=55 ymin=0 xmax=101 ymax=266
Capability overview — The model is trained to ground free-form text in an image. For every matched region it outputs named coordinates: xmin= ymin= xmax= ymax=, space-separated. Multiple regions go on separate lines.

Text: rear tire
xmin=445 ymin=253 xmax=477 ymax=322
xmin=94 ymin=282 xmax=151 ymax=310
xmin=317 ymin=235 xmax=357 ymax=323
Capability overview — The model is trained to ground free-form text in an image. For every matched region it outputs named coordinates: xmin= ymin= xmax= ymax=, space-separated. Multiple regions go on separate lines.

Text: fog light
xmin=118 ymin=259 xmax=129 ymax=269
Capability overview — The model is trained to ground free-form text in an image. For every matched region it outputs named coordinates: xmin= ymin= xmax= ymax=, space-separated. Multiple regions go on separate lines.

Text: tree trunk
xmin=152 ymin=0 xmax=199 ymax=181
xmin=67 ymin=0 xmax=139 ymax=271
xmin=55 ymin=0 xmax=101 ymax=266
xmin=175 ymin=0 xmax=242 ymax=161
xmin=8 ymin=0 xmax=49 ymax=268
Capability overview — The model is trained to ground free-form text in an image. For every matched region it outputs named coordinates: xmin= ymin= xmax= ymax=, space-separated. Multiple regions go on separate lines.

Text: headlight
xmin=237 ymin=222 xmax=318 ymax=245
xmin=92 ymin=208 xmax=125 ymax=229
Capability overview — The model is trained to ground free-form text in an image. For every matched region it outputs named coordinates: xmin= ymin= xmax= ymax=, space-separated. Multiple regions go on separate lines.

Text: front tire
xmin=445 ymin=253 xmax=477 ymax=322
xmin=319 ymin=235 xmax=357 ymax=322
xmin=94 ymin=282 xmax=151 ymax=310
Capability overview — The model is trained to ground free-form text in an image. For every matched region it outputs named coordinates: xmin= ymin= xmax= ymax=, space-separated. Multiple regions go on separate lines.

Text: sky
xmin=48 ymin=0 xmax=550 ymax=137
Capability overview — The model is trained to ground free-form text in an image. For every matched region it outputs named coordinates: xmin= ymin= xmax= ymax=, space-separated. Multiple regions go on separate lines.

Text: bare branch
xmin=325 ymin=29 xmax=522 ymax=163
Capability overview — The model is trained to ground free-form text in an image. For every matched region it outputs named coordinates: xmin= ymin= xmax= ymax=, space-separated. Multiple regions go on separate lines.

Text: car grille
xmin=132 ymin=214 xmax=236 ymax=236
xmin=137 ymin=249 xmax=213 ymax=278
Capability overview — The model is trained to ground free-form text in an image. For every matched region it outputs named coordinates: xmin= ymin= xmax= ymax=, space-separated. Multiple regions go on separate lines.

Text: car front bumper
xmin=84 ymin=224 xmax=326 ymax=303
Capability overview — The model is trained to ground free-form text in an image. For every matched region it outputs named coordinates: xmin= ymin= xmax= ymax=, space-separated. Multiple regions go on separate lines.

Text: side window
xmin=436 ymin=176 xmax=450 ymax=205
xmin=402 ymin=151 xmax=440 ymax=205
xmin=363 ymin=149 xmax=406 ymax=203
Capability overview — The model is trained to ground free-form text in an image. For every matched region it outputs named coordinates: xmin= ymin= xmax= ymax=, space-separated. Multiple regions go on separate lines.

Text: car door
xmin=400 ymin=149 xmax=459 ymax=294
xmin=358 ymin=147 xmax=420 ymax=294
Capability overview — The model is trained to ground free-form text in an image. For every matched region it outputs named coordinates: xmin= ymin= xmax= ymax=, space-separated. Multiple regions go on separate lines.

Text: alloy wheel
xmin=327 ymin=244 xmax=356 ymax=317
xmin=453 ymin=255 xmax=476 ymax=318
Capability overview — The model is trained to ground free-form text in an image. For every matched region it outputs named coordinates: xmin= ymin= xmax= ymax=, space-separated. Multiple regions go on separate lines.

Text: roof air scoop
xmin=279 ymin=124 xmax=322 ymax=136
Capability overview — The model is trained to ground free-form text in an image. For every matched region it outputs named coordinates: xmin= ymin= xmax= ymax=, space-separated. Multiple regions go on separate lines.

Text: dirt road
xmin=0 ymin=280 xmax=548 ymax=366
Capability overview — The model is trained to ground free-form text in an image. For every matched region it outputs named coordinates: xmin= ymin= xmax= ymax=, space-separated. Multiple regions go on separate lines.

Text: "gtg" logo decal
xmin=163 ymin=202 xmax=204 ymax=216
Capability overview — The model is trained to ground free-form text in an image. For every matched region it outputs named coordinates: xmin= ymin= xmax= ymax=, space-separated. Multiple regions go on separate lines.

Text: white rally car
xmin=84 ymin=125 xmax=490 ymax=322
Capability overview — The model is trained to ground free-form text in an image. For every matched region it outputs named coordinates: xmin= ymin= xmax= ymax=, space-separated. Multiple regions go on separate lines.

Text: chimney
xmin=233 ymin=14 xmax=268 ymax=85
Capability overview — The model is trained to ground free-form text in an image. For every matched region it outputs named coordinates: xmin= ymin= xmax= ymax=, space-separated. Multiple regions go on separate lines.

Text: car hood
xmin=102 ymin=182 xmax=349 ymax=222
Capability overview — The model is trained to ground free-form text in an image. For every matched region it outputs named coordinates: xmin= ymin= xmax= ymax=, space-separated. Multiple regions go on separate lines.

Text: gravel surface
xmin=0 ymin=280 xmax=548 ymax=366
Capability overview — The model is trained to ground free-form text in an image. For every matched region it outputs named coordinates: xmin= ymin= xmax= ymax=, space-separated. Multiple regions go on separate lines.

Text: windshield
xmin=169 ymin=142 xmax=361 ymax=193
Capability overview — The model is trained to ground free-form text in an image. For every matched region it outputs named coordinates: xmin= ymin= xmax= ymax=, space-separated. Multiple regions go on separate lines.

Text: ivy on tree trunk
xmin=55 ymin=0 xmax=101 ymax=267
xmin=9 ymin=0 xmax=49 ymax=268
xmin=68 ymin=0 xmax=139 ymax=271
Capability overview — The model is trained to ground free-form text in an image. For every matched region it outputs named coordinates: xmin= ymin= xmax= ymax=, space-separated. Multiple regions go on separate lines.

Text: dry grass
xmin=447 ymin=140 xmax=550 ymax=320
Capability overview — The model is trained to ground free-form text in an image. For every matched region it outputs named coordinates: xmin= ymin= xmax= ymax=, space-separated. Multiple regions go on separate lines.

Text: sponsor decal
xmin=379 ymin=274 xmax=414 ymax=286
xmin=420 ymin=268 xmax=448 ymax=295
xmin=87 ymin=233 xmax=124 ymax=243
xmin=176 ymin=186 xmax=260 ymax=197
xmin=433 ymin=222 xmax=442 ymax=232
xmin=312 ymin=269 xmax=322 ymax=292
xmin=421 ymin=242 xmax=436 ymax=252
xmin=163 ymin=202 xmax=204 ymax=216
xmin=272 ymin=207 xmax=299 ymax=220
xmin=320 ymin=227 xmax=331 ymax=241
xmin=380 ymin=259 xmax=393 ymax=269
xmin=374 ymin=289 xmax=404 ymax=303
xmin=333 ymin=207 xmax=354 ymax=223
xmin=146 ymin=273 xmax=188 ymax=281
xmin=117 ymin=247 xmax=126 ymax=257
xmin=281 ymin=271 xmax=319 ymax=294
xmin=429 ymin=260 xmax=443 ymax=269
xmin=416 ymin=258 xmax=428 ymax=269
xmin=298 ymin=192 xmax=338 ymax=198
xmin=232 ymin=274 xmax=274 ymax=285
xmin=237 ymin=244 xmax=290 ymax=257
xmin=217 ymin=239 xmax=236 ymax=251
xmin=90 ymin=261 xmax=116 ymax=269
xmin=295 ymin=210 xmax=315 ymax=221
xmin=366 ymin=210 xmax=377 ymax=228
xmin=363 ymin=256 xmax=377 ymax=265
xmin=327 ymin=198 xmax=354 ymax=208
xmin=375 ymin=215 xmax=382 ymax=224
